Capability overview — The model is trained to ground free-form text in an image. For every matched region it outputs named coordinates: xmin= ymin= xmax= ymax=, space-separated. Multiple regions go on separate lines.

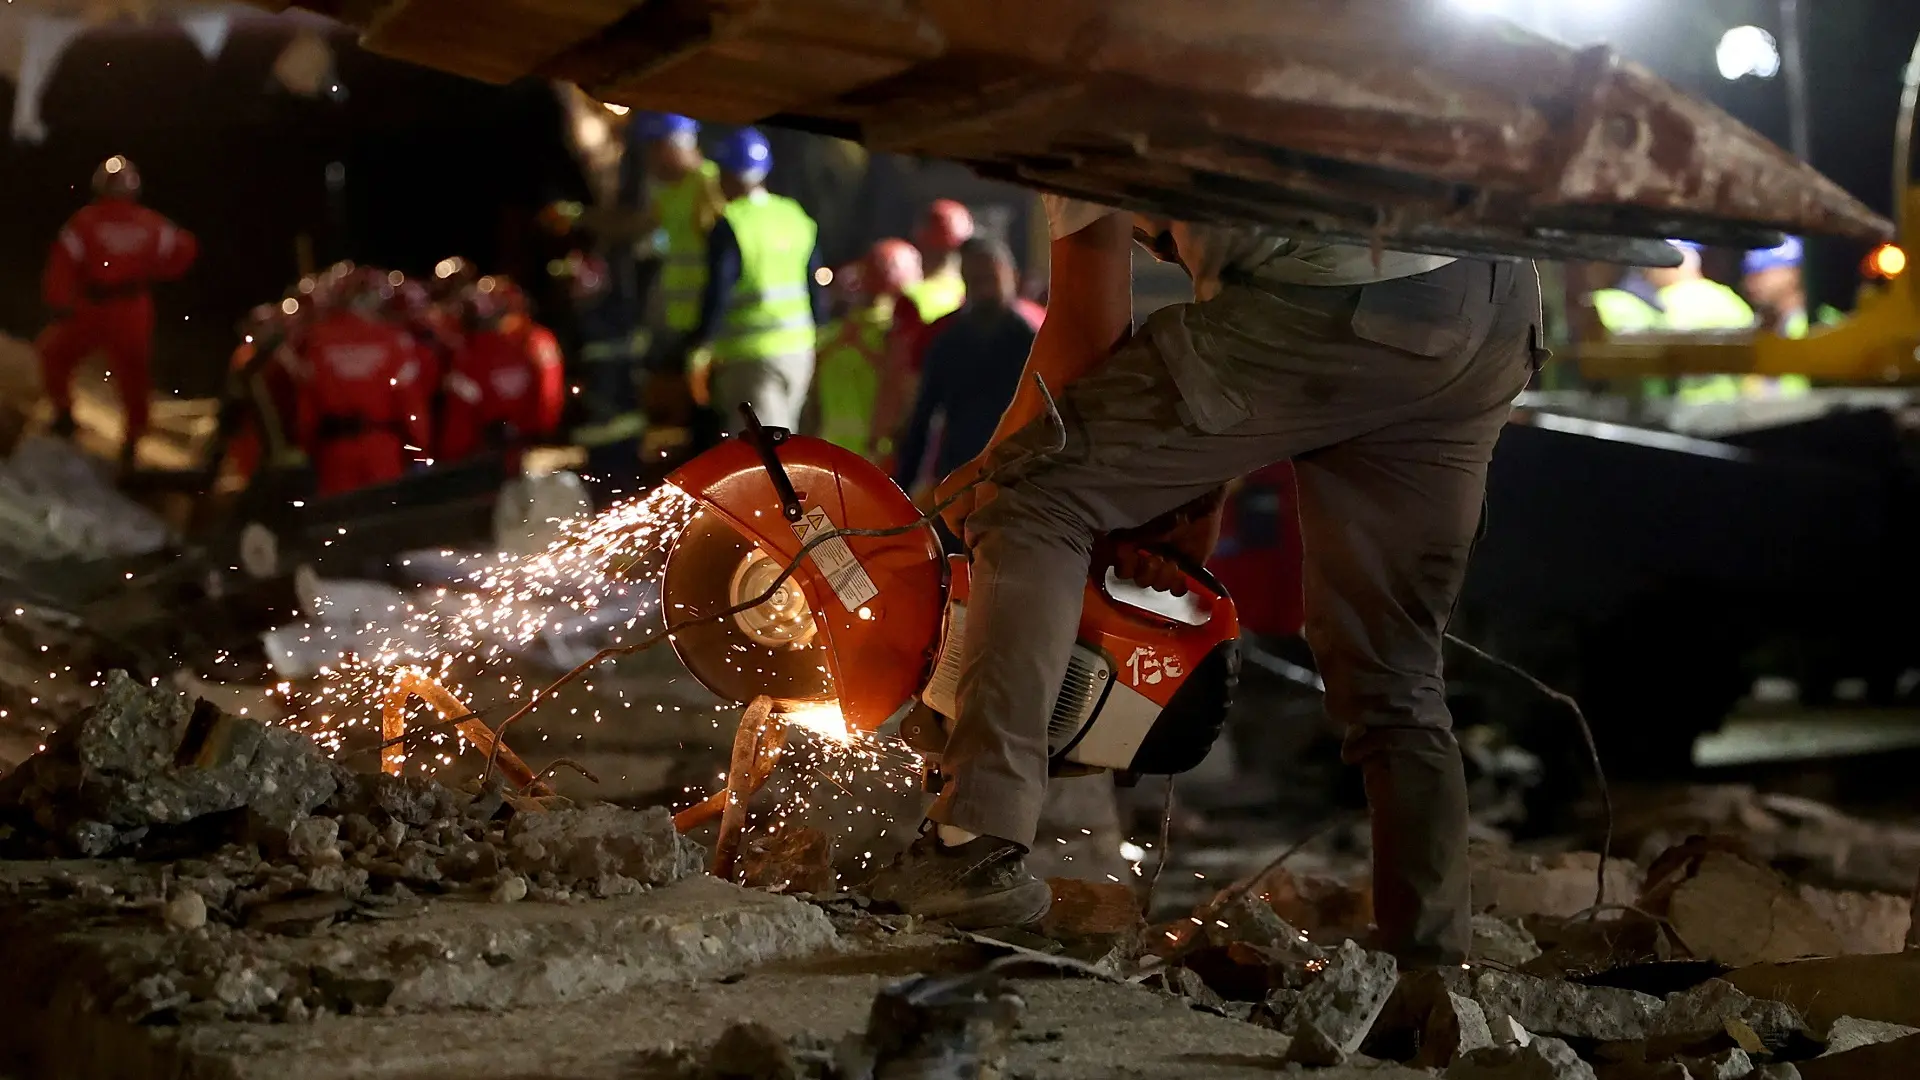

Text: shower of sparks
xmin=288 ymin=483 xmax=700 ymax=766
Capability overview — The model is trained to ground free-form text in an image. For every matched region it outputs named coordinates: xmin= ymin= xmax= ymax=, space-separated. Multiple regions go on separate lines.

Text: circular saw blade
xmin=662 ymin=508 xmax=835 ymax=706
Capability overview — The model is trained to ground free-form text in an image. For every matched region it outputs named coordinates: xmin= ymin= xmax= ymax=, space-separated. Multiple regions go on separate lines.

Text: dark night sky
xmin=0 ymin=3 xmax=1917 ymax=393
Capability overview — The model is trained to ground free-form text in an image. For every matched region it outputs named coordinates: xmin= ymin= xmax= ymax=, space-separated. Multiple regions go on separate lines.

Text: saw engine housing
xmin=663 ymin=428 xmax=1240 ymax=777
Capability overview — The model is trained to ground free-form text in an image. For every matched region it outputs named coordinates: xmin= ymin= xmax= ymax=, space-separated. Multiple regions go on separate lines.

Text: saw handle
xmin=1094 ymin=539 xmax=1229 ymax=619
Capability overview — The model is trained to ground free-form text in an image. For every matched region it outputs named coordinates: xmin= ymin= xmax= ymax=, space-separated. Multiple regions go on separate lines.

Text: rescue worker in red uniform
xmin=438 ymin=277 xmax=565 ymax=464
xmin=295 ymin=269 xmax=430 ymax=497
xmin=37 ymin=156 xmax=197 ymax=464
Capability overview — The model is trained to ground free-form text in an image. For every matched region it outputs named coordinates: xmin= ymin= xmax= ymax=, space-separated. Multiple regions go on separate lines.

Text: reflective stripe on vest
xmin=714 ymin=192 xmax=818 ymax=364
xmin=655 ymin=160 xmax=720 ymax=333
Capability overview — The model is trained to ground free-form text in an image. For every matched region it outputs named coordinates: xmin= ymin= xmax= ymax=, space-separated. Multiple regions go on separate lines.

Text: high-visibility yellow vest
xmin=654 ymin=160 xmax=721 ymax=334
xmin=713 ymin=192 xmax=818 ymax=364
xmin=814 ymin=302 xmax=890 ymax=455
xmin=903 ymin=268 xmax=966 ymax=326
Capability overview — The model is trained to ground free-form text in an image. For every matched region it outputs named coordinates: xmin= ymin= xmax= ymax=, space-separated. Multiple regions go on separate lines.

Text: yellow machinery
xmin=1579 ymin=36 xmax=1920 ymax=386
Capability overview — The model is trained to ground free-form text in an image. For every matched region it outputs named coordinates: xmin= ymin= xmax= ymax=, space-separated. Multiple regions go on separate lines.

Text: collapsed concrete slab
xmin=1279 ymin=939 xmax=1398 ymax=1066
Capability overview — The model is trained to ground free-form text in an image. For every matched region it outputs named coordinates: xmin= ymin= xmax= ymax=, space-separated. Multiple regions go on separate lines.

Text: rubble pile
xmin=0 ymin=669 xmax=730 ymax=1025
xmin=0 ymin=435 xmax=170 ymax=566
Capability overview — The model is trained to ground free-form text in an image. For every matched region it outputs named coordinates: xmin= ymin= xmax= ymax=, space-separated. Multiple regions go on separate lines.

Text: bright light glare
xmin=1717 ymin=25 xmax=1781 ymax=81
xmin=1869 ymin=243 xmax=1907 ymax=279
xmin=1447 ymin=0 xmax=1505 ymax=12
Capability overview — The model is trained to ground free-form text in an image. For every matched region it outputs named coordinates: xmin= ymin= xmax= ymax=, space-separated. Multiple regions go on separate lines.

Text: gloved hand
xmin=1107 ymin=487 xmax=1227 ymax=597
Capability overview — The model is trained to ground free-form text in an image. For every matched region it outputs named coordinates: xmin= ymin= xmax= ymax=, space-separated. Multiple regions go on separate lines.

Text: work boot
xmin=48 ymin=411 xmax=77 ymax=439
xmin=865 ymin=830 xmax=1052 ymax=929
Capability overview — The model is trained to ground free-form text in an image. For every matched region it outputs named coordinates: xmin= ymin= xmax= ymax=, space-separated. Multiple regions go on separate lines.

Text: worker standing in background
xmin=1590 ymin=240 xmax=1754 ymax=403
xmin=871 ymin=200 xmax=976 ymax=459
xmin=669 ymin=127 xmax=827 ymax=432
xmin=36 ymin=156 xmax=198 ymax=467
xmin=892 ymin=238 xmax=1036 ymax=524
xmin=620 ymin=113 xmax=726 ymax=451
xmin=1736 ymin=237 xmax=1823 ymax=398
xmin=295 ymin=269 xmax=430 ymax=497
xmin=813 ymin=239 xmax=921 ymax=456
xmin=438 ymin=277 xmax=566 ymax=464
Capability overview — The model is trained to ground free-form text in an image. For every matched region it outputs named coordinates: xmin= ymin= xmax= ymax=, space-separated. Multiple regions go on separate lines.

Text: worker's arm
xmin=679 ymin=218 xmax=740 ymax=362
xmin=987 ymin=212 xmax=1134 ymax=444
xmin=935 ymin=210 xmax=1133 ymax=531
xmin=151 ymin=212 xmax=197 ymax=281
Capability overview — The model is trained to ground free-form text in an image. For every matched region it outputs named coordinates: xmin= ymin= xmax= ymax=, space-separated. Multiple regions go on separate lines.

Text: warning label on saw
xmin=791 ymin=507 xmax=879 ymax=612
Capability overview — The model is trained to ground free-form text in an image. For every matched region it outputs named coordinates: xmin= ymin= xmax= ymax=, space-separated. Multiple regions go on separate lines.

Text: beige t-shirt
xmin=1044 ymin=195 xmax=1453 ymax=300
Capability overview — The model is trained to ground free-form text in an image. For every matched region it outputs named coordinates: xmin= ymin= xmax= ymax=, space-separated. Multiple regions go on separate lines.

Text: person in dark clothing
xmin=893 ymin=238 xmax=1036 ymax=499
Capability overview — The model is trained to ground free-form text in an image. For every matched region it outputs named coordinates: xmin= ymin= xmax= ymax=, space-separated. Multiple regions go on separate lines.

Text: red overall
xmin=37 ymin=199 xmax=197 ymax=444
xmin=295 ymin=312 xmax=430 ymax=497
xmin=437 ymin=323 xmax=565 ymax=463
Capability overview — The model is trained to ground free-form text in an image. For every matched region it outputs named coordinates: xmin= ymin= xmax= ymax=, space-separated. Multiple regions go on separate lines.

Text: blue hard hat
xmin=1665 ymin=239 xmax=1704 ymax=253
xmin=713 ymin=127 xmax=773 ymax=179
xmin=632 ymin=112 xmax=699 ymax=143
xmin=1743 ymin=235 xmax=1805 ymax=275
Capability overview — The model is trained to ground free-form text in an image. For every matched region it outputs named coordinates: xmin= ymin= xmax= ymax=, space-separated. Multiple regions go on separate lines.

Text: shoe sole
xmin=909 ymin=878 xmax=1053 ymax=931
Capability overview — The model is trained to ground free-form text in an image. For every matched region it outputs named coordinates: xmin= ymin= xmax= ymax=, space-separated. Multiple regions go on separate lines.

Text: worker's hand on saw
xmin=1109 ymin=487 xmax=1228 ymax=596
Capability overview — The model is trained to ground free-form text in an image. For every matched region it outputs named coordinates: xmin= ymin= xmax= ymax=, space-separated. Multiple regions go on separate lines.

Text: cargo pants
xmin=932 ymin=258 xmax=1542 ymax=963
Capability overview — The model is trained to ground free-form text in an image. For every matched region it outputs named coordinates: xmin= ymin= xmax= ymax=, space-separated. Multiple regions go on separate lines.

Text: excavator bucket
xmin=266 ymin=0 xmax=1891 ymax=263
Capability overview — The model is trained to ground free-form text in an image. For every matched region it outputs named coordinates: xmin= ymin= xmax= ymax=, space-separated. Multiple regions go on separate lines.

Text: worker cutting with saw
xmin=868 ymin=195 xmax=1546 ymax=967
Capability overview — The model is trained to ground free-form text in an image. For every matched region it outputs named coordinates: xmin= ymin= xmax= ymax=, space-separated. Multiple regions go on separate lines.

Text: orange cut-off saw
xmin=661 ymin=409 xmax=1242 ymax=785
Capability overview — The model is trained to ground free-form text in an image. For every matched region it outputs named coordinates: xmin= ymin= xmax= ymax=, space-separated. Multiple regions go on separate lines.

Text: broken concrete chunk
xmin=1792 ymin=885 xmax=1912 ymax=957
xmin=1822 ymin=1016 xmax=1920 ymax=1056
xmin=1475 ymin=913 xmax=1544 ymax=967
xmin=490 ymin=875 xmax=529 ymax=904
xmin=1747 ymin=1067 xmax=1800 ymax=1080
xmin=1205 ymin=889 xmax=1324 ymax=956
xmin=1415 ymin=990 xmax=1498 ymax=1068
xmin=1472 ymin=968 xmax=1661 ymax=1042
xmin=505 ymin=803 xmax=703 ymax=892
xmin=1249 ymin=865 xmax=1374 ymax=934
xmin=737 ymin=825 xmax=836 ymax=896
xmin=1472 ymin=844 xmax=1643 ymax=920
xmin=0 ymin=671 xmax=336 ymax=855
xmin=1678 ymin=1048 xmax=1749 ymax=1080
xmin=1644 ymin=848 xmax=1843 ymax=967
xmin=1447 ymin=1034 xmax=1597 ymax=1079
xmin=1282 ymin=939 xmax=1399 ymax=1067
xmin=1652 ymin=979 xmax=1806 ymax=1043
xmin=286 ymin=816 xmax=340 ymax=864
xmin=163 ymin=889 xmax=207 ymax=932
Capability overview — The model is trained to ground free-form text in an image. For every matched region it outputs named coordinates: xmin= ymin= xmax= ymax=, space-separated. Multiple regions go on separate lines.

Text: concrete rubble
xmin=1447 ymin=1035 xmax=1598 ymax=1080
xmin=4 ymin=664 xmax=1920 ymax=1078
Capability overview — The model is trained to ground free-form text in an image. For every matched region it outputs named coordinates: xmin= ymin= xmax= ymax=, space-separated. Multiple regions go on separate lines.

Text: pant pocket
xmin=1348 ymin=268 xmax=1473 ymax=358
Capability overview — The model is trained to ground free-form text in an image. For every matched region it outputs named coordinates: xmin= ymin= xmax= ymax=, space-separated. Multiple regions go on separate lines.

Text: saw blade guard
xmin=663 ymin=433 xmax=946 ymax=731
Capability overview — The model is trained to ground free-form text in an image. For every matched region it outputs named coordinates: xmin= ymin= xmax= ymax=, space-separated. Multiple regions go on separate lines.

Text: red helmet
xmin=92 ymin=156 xmax=142 ymax=200
xmin=914 ymin=199 xmax=974 ymax=257
xmin=865 ymin=238 xmax=923 ymax=297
